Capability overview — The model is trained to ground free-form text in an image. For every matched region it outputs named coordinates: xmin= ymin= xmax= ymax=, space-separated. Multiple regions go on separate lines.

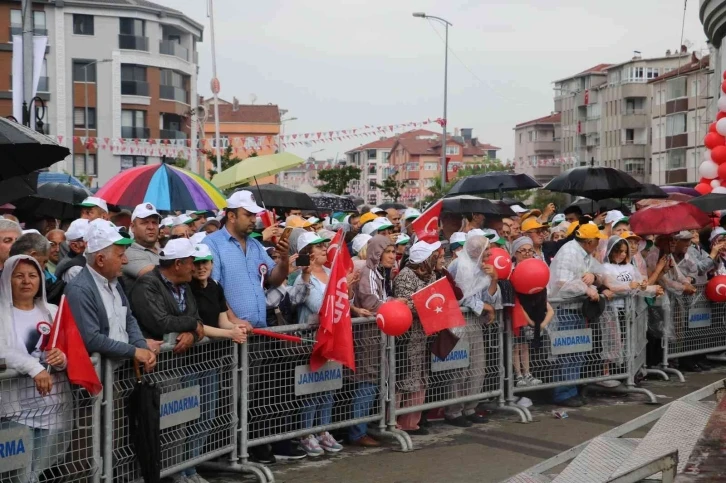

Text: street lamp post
xmin=279 ymin=115 xmax=298 ymax=153
xmin=413 ymin=12 xmax=452 ymax=189
xmin=82 ymin=59 xmax=112 ymax=176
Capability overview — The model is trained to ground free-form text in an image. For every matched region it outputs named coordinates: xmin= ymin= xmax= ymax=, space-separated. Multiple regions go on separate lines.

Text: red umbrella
xmin=630 ymin=202 xmax=711 ymax=235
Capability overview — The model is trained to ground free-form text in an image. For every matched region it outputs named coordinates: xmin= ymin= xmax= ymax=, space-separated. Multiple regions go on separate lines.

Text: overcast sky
xmin=156 ymin=0 xmax=707 ymax=162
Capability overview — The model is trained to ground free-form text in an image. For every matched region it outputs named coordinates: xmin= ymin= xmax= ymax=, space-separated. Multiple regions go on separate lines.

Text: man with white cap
xmin=56 ymin=218 xmax=91 ymax=283
xmin=448 ymin=232 xmax=466 ymax=261
xmin=80 ymin=196 xmax=109 ymax=221
xmin=129 ymin=238 xmax=204 ymax=351
xmin=400 ymin=207 xmax=420 ymax=235
xmin=122 ymin=203 xmax=162 ymax=295
xmin=385 ymin=208 xmax=402 ymax=233
xmin=203 ymin=190 xmax=290 ymax=329
xmin=65 ymin=219 xmax=157 ymax=369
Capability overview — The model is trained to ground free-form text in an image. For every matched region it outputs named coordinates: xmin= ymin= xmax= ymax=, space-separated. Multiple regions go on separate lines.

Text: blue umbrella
xmin=38 ymin=172 xmax=88 ymax=189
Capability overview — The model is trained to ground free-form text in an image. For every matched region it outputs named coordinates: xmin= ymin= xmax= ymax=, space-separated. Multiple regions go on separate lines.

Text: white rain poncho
xmin=453 ymin=235 xmax=501 ymax=319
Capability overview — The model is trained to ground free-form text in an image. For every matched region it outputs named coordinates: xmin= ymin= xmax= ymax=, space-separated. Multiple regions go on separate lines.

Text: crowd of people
xmin=2 ymin=189 xmax=726 ymax=481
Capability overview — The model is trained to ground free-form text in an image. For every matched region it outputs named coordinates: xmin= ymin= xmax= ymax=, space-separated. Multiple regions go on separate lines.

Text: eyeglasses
xmin=170 ymin=234 xmax=189 ymax=240
xmin=516 ymin=249 xmax=535 ymax=255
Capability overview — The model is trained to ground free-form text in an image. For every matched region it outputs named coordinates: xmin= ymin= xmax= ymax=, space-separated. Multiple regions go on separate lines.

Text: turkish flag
xmin=44 ymin=296 xmax=102 ymax=395
xmin=411 ymin=199 xmax=442 ymax=243
xmin=310 ymin=242 xmax=356 ymax=371
xmin=325 ymin=229 xmax=353 ymax=271
xmin=412 ymin=277 xmax=466 ymax=336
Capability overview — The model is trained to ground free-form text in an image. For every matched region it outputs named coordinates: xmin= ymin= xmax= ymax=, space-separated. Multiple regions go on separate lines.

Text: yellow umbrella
xmin=211 ymin=152 xmax=306 ymax=190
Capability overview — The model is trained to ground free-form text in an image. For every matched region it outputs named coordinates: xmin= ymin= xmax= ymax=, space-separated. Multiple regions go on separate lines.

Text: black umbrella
xmin=688 ymin=193 xmax=726 ymax=213
xmin=568 ymin=198 xmax=631 ymax=216
xmin=127 ymin=361 xmax=161 ymax=483
xmin=345 ymin=194 xmax=364 ymax=207
xmin=14 ymin=181 xmax=91 ymax=220
xmin=544 ymin=166 xmax=642 ymax=200
xmin=624 ymin=183 xmax=668 ymax=200
xmin=446 ymin=171 xmax=541 ymax=197
xmin=238 ymin=183 xmax=316 ymax=211
xmin=310 ymin=193 xmax=358 ymax=212
xmin=500 ymin=197 xmax=526 ymax=207
xmin=443 ymin=195 xmax=515 ymax=217
xmin=0 ymin=171 xmax=38 ymax=205
xmin=377 ymin=202 xmax=406 ymax=210
xmin=0 ymin=118 xmax=70 ymax=180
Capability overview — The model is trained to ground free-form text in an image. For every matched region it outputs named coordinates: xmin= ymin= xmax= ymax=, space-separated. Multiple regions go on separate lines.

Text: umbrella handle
xmin=133 ymin=358 xmax=143 ymax=382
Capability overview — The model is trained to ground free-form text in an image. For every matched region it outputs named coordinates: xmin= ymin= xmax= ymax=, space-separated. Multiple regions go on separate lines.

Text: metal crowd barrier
xmin=0 ymin=355 xmax=101 ymax=483
xmin=661 ymin=285 xmax=726 ymax=382
xmin=503 ymin=294 xmax=657 ymax=415
xmin=102 ymin=337 xmax=237 ymax=482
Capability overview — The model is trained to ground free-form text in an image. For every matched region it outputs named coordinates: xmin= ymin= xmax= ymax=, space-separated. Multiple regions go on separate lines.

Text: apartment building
xmin=278 ymin=158 xmax=358 ymax=195
xmin=554 ymin=51 xmax=692 ymax=182
xmin=650 ymin=53 xmax=712 ymax=185
xmin=0 ymin=0 xmax=203 ymax=186
xmin=345 ymin=136 xmax=396 ymax=206
xmin=512 ymin=112 xmax=561 ymax=185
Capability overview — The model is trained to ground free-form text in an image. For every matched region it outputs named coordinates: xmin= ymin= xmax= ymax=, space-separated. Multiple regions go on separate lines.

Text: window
xmin=74 ymin=154 xmax=96 ymax=176
xmin=666 ymin=113 xmax=687 ymax=135
xmin=382 ymin=152 xmax=390 ymax=163
xmin=646 ymin=67 xmax=659 ymax=79
xmin=33 ymin=11 xmax=45 ymax=33
xmin=424 ymin=162 xmax=438 ymax=171
xmin=528 ymin=131 xmax=534 ymax=142
xmin=691 ymin=79 xmax=703 ymax=97
xmin=445 ymin=145 xmax=460 ymax=155
xmin=624 ymin=159 xmax=645 ymax=175
xmin=121 ymin=109 xmax=146 ymax=137
xmin=518 ymin=133 xmax=522 ymax=144
xmin=120 ymin=18 xmax=145 ymax=36
xmin=73 ymin=61 xmax=97 ymax=82
xmin=210 ymin=136 xmax=229 ymax=149
xmin=74 ymin=108 xmax=96 ymax=129
xmin=667 ymin=149 xmax=686 ymax=169
xmin=10 ymin=9 xmax=20 ymax=28
xmin=160 ymin=69 xmax=184 ymax=87
xmin=366 ymin=149 xmax=376 ymax=160
xmin=121 ymin=156 xmax=147 ymax=171
xmin=73 ymin=14 xmax=94 ymax=35
xmin=667 ymin=77 xmax=687 ymax=100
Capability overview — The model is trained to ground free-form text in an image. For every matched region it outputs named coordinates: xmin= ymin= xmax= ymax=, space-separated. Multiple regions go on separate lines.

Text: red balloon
xmin=710 ymin=122 xmax=719 ymax=133
xmin=713 ymin=145 xmax=726 ymax=165
xmin=489 ymin=247 xmax=513 ymax=280
xmin=376 ymin=300 xmax=413 ymax=336
xmin=722 ymin=80 xmax=726 ymax=93
xmin=719 ymin=112 xmax=726 ymax=121
xmin=719 ymin=163 xmax=726 ymax=181
xmin=706 ymin=275 xmax=726 ymax=303
xmin=705 ymin=132 xmax=726 ymax=150
xmin=700 ymin=177 xmax=712 ymax=184
xmin=723 ymin=71 xmax=726 ymax=80
xmin=695 ymin=182 xmax=713 ymax=195
xmin=510 ymin=259 xmax=550 ymax=295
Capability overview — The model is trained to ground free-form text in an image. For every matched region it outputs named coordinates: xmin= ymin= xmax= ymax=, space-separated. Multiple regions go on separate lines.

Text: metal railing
xmin=160 ymin=40 xmax=189 ymax=61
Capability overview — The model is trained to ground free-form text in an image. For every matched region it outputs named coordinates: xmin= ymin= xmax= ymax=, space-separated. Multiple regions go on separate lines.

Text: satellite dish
xmin=249 ymin=94 xmax=257 ymax=105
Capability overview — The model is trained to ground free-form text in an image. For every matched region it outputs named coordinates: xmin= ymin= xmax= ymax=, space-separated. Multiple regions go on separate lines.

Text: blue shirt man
xmin=203 ymin=191 xmax=289 ymax=328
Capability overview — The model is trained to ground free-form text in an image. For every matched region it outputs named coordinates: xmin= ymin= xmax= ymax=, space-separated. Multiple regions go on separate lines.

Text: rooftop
xmin=514 ymin=112 xmax=562 ymax=129
xmin=63 ymin=0 xmax=204 ymax=33
xmin=648 ymin=53 xmax=711 ymax=83
xmin=345 ymin=129 xmax=440 ymax=154
xmin=554 ymin=63 xmax=613 ymax=83
xmin=205 ymin=102 xmax=281 ymax=124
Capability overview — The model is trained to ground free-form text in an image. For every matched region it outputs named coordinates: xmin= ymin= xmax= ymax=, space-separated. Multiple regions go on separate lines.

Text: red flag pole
xmin=46 ymin=294 xmax=65 ymax=372
xmin=251 ymin=328 xmax=315 ymax=344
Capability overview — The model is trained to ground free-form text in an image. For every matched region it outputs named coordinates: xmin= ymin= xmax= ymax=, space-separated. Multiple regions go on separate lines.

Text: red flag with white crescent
xmin=411 ymin=277 xmax=465 ymax=336
xmin=411 ymin=199 xmax=442 ymax=243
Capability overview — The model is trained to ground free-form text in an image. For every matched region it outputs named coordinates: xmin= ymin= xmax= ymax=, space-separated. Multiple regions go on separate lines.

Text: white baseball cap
xmin=131 ymin=202 xmax=160 ymax=222
xmin=307 ymin=216 xmax=321 ymax=224
xmin=22 ymin=229 xmax=41 ymax=235
xmin=173 ymin=214 xmax=194 ymax=226
xmin=84 ymin=219 xmax=132 ymax=253
xmin=159 ymin=238 xmax=195 ymax=260
xmin=711 ymin=227 xmax=726 ymax=242
xmin=604 ymin=210 xmax=626 ymax=226
xmin=551 ymin=214 xmax=566 ymax=225
xmin=466 ymin=229 xmax=486 ymax=239
xmin=80 ymin=196 xmax=108 ymax=213
xmin=403 ymin=207 xmax=421 ymax=221
xmin=189 ymin=232 xmax=207 ymax=245
xmin=449 ymin=232 xmax=466 ymax=246
xmin=193 ymin=243 xmax=213 ymax=262
xmin=395 ymin=233 xmax=411 ymax=245
xmin=482 ymin=228 xmax=507 ymax=246
xmin=370 ymin=207 xmax=384 ymax=215
xmin=409 ymin=240 xmax=442 ymax=264
xmin=351 ymin=233 xmax=372 ymax=254
xmin=160 ymin=216 xmax=174 ymax=228
xmin=297 ymin=231 xmax=330 ymax=253
xmin=227 ymin=190 xmax=264 ymax=214
xmin=66 ymin=218 xmax=90 ymax=241
xmin=510 ymin=205 xmax=528 ymax=214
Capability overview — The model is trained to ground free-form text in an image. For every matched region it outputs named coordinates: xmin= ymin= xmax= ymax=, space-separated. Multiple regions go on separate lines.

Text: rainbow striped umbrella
xmin=95 ymin=163 xmax=226 ymax=211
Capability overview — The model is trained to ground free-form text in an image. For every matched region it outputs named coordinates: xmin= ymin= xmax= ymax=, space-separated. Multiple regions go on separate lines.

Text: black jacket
xmin=129 ymin=267 xmax=201 ymax=340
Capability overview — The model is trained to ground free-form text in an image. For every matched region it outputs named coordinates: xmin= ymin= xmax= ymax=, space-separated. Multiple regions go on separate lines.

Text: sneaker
xmin=186 ymin=475 xmax=210 ymax=483
xmin=515 ymin=375 xmax=528 ymax=387
xmin=524 ymin=374 xmax=541 ymax=386
xmin=171 ymin=475 xmax=189 ymax=483
xmin=249 ymin=444 xmax=276 ymax=464
xmin=300 ymin=434 xmax=324 ymax=457
xmin=317 ymin=432 xmax=343 ymax=453
xmin=272 ymin=440 xmax=307 ymax=460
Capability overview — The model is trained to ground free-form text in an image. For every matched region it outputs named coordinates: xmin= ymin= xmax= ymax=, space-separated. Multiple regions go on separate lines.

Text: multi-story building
xmin=650 ymin=53 xmax=712 ymax=185
xmin=0 ymin=0 xmax=203 ymax=186
xmin=554 ymin=51 xmax=692 ymax=182
xmin=512 ymin=113 xmax=561 ymax=185
xmin=278 ymin=157 xmax=356 ymax=195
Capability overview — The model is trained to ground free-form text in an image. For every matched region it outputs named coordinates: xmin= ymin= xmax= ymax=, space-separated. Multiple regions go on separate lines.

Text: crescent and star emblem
xmin=425 ymin=293 xmax=445 ymax=313
xmin=493 ymin=256 xmax=508 ymax=270
xmin=528 ymin=287 xmax=543 ymax=294
xmin=716 ymin=284 xmax=726 ymax=296
xmin=376 ymin=314 xmax=385 ymax=328
xmin=424 ymin=216 xmax=439 ymax=233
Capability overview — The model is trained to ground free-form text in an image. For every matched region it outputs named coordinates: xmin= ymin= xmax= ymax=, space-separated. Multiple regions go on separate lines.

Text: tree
xmin=529 ymin=190 xmax=569 ymax=211
xmin=375 ymin=171 xmax=407 ymax=202
xmin=170 ymin=153 xmax=188 ymax=169
xmin=423 ymin=158 xmax=513 ymax=204
xmin=317 ymin=165 xmax=362 ymax=195
xmin=206 ymin=146 xmax=257 ymax=179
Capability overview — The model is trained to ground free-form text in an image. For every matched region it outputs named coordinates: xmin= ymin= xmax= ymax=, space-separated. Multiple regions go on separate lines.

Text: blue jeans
xmin=348 ymin=382 xmax=378 ymax=442
xmin=300 ymin=391 xmax=334 ymax=430
xmin=0 ymin=420 xmax=68 ymax=483
xmin=181 ymin=369 xmax=220 ymax=477
xmin=552 ymin=309 xmax=586 ymax=403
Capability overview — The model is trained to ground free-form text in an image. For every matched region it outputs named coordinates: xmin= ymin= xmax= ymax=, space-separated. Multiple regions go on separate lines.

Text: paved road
xmin=202 ymin=369 xmax=726 ymax=483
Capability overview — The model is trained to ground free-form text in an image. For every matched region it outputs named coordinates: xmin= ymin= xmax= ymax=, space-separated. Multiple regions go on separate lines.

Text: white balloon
xmin=713 ymin=179 xmax=722 ymax=188
xmin=719 ymin=95 xmax=726 ymax=112
xmin=700 ymin=160 xmax=720 ymax=179
xmin=717 ymin=119 xmax=726 ymax=137
xmin=713 ymin=186 xmax=726 ymax=194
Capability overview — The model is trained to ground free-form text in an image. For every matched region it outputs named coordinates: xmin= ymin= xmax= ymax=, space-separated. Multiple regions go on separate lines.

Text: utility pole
xmin=21 ymin=0 xmax=32 ymax=121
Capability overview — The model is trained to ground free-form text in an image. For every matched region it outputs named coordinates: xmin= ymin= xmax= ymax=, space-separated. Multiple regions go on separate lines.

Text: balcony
xmin=11 ymin=75 xmax=49 ymax=92
xmin=621 ymin=83 xmax=648 ymax=98
xmin=585 ymin=118 xmax=599 ymax=133
xmin=554 ymin=97 xmax=562 ymax=112
xmin=621 ymin=141 xmax=646 ymax=158
xmin=532 ymin=140 xmax=559 ymax=153
xmin=621 ymin=109 xmax=648 ymax=129
xmin=405 ymin=171 xmax=420 ymax=180
xmin=575 ymin=90 xmax=586 ymax=106
xmin=665 ymin=98 xmax=688 ymax=115
xmin=160 ymin=129 xmax=187 ymax=140
xmin=160 ymin=85 xmax=189 ymax=104
xmin=160 ymin=40 xmax=189 ymax=61
xmin=121 ymin=80 xmax=149 ymax=96
xmin=121 ymin=126 xmax=150 ymax=139
xmin=118 ymin=34 xmax=149 ymax=51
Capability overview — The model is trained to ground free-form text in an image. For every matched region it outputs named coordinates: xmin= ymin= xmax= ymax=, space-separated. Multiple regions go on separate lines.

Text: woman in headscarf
xmin=444 ymin=234 xmax=501 ymax=427
xmin=392 ymin=240 xmax=441 ymax=435
xmin=0 ymin=255 xmax=71 ymax=482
